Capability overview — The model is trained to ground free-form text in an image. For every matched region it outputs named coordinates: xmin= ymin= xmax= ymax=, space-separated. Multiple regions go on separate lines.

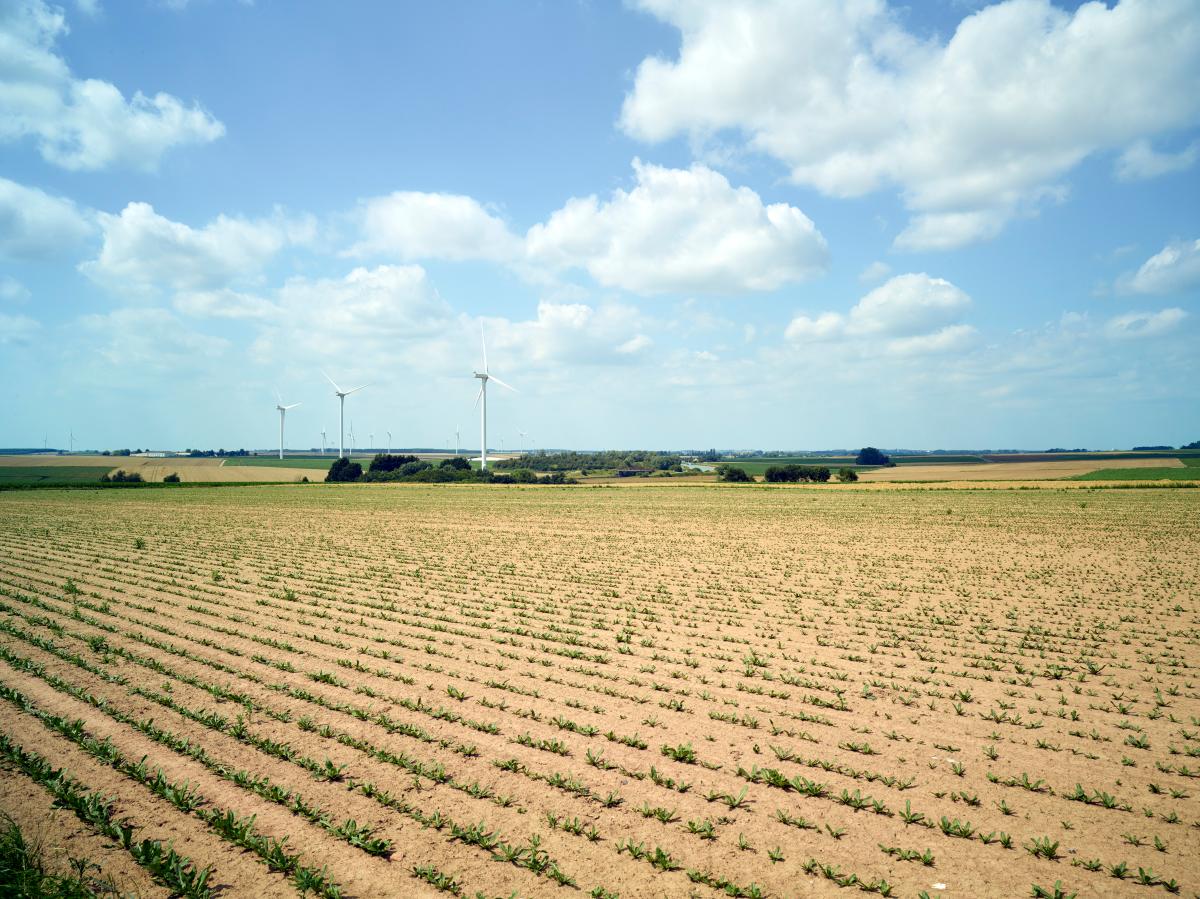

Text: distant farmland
xmin=720 ymin=455 xmax=987 ymax=475
xmin=1074 ymin=456 xmax=1200 ymax=481
xmin=0 ymin=465 xmax=110 ymax=485
xmin=224 ymin=456 xmax=347 ymax=470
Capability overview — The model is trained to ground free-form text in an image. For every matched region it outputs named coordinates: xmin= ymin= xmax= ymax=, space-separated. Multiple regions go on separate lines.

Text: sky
xmin=0 ymin=0 xmax=1197 ymax=453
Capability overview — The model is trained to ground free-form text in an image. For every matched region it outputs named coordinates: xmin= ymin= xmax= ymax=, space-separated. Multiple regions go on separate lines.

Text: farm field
xmin=718 ymin=457 xmax=988 ymax=477
xmin=225 ymin=456 xmax=366 ymax=470
xmin=0 ymin=485 xmax=1197 ymax=898
xmin=856 ymin=458 xmax=1189 ymax=483
xmin=0 ymin=455 xmax=316 ymax=484
xmin=1074 ymin=459 xmax=1200 ymax=482
xmin=0 ymin=465 xmax=116 ymax=485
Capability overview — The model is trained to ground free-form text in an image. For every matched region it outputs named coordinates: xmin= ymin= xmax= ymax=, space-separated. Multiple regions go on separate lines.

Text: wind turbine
xmin=455 ymin=424 xmax=460 ymax=457
xmin=274 ymin=392 xmax=301 ymax=460
xmin=519 ymin=430 xmax=527 ymax=454
xmin=386 ymin=430 xmax=392 ymax=455
xmin=369 ymin=432 xmax=375 ymax=452
xmin=321 ymin=371 xmax=369 ymax=459
xmin=472 ymin=327 xmax=516 ymax=470
xmin=68 ymin=429 xmax=74 ymax=453
xmin=348 ymin=422 xmax=356 ymax=458
xmin=320 ymin=428 xmax=327 ymax=455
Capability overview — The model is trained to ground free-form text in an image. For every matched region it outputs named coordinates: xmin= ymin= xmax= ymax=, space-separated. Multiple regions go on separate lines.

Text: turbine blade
xmin=473 ymin=384 xmax=484 ymax=409
xmin=488 ymin=374 xmax=517 ymax=393
xmin=320 ymin=369 xmax=342 ymax=393
xmin=285 ymin=402 xmax=301 ymax=410
xmin=480 ymin=325 xmax=488 ymax=373
xmin=345 ymin=383 xmax=370 ymax=395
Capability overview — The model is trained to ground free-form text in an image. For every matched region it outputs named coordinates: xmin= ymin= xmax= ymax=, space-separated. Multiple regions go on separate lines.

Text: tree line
xmin=328 ymin=454 xmax=573 ymax=484
xmin=496 ymin=451 xmax=682 ymax=472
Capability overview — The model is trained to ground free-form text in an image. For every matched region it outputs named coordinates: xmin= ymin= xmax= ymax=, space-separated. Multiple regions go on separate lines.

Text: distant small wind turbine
xmin=519 ymin=430 xmax=527 ymax=453
xmin=473 ymin=327 xmax=516 ymax=470
xmin=275 ymin=392 xmax=301 ymax=461
xmin=369 ymin=432 xmax=375 ymax=452
xmin=69 ymin=429 xmax=74 ymax=453
xmin=321 ymin=371 xmax=369 ymax=459
xmin=348 ymin=422 xmax=356 ymax=457
xmin=386 ymin=430 xmax=392 ymax=455
xmin=455 ymin=424 xmax=460 ymax=456
xmin=320 ymin=428 xmax=327 ymax=455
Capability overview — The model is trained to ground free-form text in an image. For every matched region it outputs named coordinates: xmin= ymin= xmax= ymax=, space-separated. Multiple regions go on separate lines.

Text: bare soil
xmin=0 ymin=484 xmax=1196 ymax=898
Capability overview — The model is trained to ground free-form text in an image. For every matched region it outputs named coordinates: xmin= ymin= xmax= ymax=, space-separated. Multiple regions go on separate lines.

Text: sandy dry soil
xmin=858 ymin=457 xmax=1187 ymax=481
xmin=0 ymin=485 xmax=1196 ymax=898
xmin=2 ymin=454 xmax=321 ymax=482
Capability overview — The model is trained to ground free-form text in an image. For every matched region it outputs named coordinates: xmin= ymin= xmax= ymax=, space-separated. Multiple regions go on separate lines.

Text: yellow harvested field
xmin=859 ymin=457 xmax=1186 ymax=481
xmin=0 ymin=454 xmax=319 ymax=482
xmin=0 ymin=484 xmax=1197 ymax=898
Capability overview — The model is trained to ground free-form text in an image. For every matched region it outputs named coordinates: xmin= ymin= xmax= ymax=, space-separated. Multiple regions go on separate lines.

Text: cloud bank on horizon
xmin=0 ymin=0 xmax=1196 ymax=450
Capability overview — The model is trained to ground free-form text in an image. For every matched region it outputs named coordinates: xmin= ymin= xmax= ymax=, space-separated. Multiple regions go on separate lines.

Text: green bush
xmin=100 ymin=469 xmax=143 ymax=483
xmin=855 ymin=447 xmax=892 ymax=466
xmin=716 ymin=465 xmax=752 ymax=483
xmin=837 ymin=468 xmax=858 ymax=482
xmin=327 ymin=457 xmax=363 ymax=482
xmin=764 ymin=464 xmax=830 ymax=483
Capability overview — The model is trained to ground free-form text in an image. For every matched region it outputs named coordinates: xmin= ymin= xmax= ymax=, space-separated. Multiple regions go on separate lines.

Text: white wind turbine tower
xmin=320 ymin=428 xmax=327 ymax=455
xmin=519 ymin=430 xmax=527 ymax=453
xmin=386 ymin=430 xmax=392 ymax=455
xmin=455 ymin=424 xmax=460 ymax=456
xmin=349 ymin=422 xmax=356 ymax=457
xmin=472 ymin=327 xmax=516 ymax=470
xmin=321 ymin=371 xmax=369 ymax=459
xmin=274 ymin=392 xmax=301 ymax=460
xmin=369 ymin=432 xmax=375 ymax=452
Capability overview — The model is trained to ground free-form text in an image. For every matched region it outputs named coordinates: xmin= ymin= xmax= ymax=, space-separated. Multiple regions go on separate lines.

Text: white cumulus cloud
xmin=348 ymin=191 xmax=521 ymax=262
xmin=1124 ymin=238 xmax=1200 ymax=295
xmin=0 ymin=0 xmax=224 ymax=170
xmin=622 ymin=0 xmax=1200 ymax=250
xmin=1104 ymin=307 xmax=1187 ymax=339
xmin=80 ymin=307 xmax=229 ymax=368
xmin=848 ymin=273 xmax=972 ymax=337
xmin=483 ymin=300 xmax=652 ymax=367
xmin=526 ymin=159 xmax=828 ymax=294
xmin=1115 ymin=140 xmax=1199 ymax=181
xmin=81 ymin=202 xmax=309 ymax=295
xmin=785 ymin=273 xmax=976 ymax=355
xmin=173 ymin=288 xmax=278 ymax=320
xmin=0 ymin=176 xmax=93 ymax=259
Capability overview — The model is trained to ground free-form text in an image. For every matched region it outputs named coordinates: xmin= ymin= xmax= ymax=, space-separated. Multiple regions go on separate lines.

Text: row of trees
xmin=765 ymin=464 xmax=832 ymax=482
xmin=716 ymin=464 xmax=859 ymax=484
xmin=186 ymin=449 xmax=251 ymax=457
xmin=328 ymin=454 xmax=573 ymax=484
xmin=496 ymin=451 xmax=682 ymax=472
xmin=98 ymin=470 xmax=143 ymax=483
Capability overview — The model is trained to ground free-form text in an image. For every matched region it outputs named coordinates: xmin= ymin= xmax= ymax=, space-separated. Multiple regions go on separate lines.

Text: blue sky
xmin=1 ymin=0 xmax=1197 ymax=452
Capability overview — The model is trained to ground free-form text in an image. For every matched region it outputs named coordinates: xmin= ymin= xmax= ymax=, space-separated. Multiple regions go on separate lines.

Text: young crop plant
xmin=660 ymin=742 xmax=698 ymax=763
